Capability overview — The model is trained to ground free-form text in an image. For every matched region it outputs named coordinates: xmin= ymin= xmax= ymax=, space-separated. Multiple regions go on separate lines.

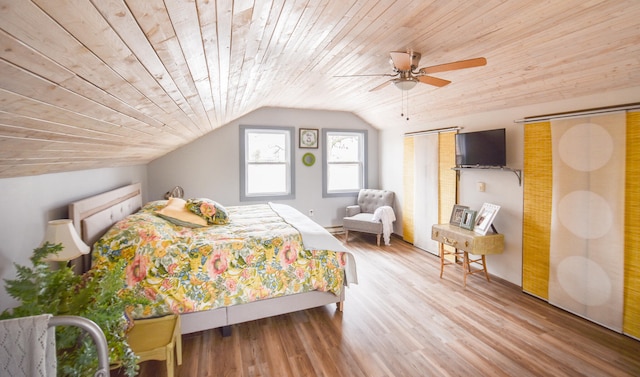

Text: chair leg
xmin=176 ymin=332 xmax=182 ymax=366
xmin=166 ymin=345 xmax=175 ymax=377
xmin=345 ymin=230 xmax=349 ymax=243
xmin=175 ymin=315 xmax=182 ymax=366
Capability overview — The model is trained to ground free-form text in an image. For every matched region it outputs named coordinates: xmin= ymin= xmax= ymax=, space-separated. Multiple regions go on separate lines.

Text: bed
xmin=69 ymin=183 xmax=357 ymax=335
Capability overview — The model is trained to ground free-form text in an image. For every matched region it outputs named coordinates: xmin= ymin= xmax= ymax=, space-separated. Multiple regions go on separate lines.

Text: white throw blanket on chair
xmin=0 ymin=314 xmax=56 ymax=377
xmin=372 ymin=205 xmax=396 ymax=246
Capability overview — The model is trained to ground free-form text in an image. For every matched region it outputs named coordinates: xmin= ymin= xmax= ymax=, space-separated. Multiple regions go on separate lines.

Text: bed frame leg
xmin=337 ymin=301 xmax=344 ymax=312
xmin=220 ymin=325 xmax=232 ymax=337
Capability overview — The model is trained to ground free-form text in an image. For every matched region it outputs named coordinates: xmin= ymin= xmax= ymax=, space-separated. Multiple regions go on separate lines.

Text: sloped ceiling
xmin=1 ymin=0 xmax=639 ymax=178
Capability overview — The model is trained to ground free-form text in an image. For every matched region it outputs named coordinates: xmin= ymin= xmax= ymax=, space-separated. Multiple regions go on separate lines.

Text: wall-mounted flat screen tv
xmin=455 ymin=128 xmax=506 ymax=167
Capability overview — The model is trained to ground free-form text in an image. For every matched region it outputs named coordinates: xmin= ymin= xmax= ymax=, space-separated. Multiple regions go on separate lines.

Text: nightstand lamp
xmin=41 ymin=219 xmax=90 ymax=262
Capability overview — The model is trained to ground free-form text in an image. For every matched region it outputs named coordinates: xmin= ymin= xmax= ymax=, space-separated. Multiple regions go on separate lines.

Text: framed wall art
xmin=449 ymin=204 xmax=469 ymax=226
xmin=474 ymin=203 xmax=501 ymax=235
xmin=460 ymin=209 xmax=477 ymax=230
xmin=299 ymin=128 xmax=319 ymax=149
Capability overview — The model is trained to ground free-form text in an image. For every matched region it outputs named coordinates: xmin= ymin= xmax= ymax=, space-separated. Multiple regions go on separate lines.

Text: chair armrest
xmin=345 ymin=205 xmax=361 ymax=217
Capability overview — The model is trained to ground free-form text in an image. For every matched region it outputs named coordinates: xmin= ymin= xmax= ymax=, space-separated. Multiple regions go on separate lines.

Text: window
xmin=240 ymin=126 xmax=295 ymax=201
xmin=323 ymin=129 xmax=367 ymax=197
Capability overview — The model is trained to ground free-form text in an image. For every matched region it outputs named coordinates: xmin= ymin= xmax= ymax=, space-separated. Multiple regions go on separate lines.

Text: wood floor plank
xmin=115 ymin=234 xmax=640 ymax=377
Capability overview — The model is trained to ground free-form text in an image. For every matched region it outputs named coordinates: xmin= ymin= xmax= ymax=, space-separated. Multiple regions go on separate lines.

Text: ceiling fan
xmin=336 ymin=50 xmax=487 ymax=92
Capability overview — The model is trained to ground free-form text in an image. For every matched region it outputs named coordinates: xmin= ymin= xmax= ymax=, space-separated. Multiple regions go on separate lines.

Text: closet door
xmin=413 ymin=134 xmax=439 ymax=254
xmin=548 ymin=113 xmax=626 ymax=331
xmin=522 ymin=113 xmax=637 ymax=331
xmin=403 ymin=132 xmax=457 ymax=255
xmin=523 ymin=112 xmax=640 ymax=337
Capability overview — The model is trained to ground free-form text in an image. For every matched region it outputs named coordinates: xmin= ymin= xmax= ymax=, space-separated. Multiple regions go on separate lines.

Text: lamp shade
xmin=41 ymin=219 xmax=90 ymax=262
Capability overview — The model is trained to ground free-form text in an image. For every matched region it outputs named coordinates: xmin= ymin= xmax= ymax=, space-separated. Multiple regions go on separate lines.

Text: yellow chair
xmin=127 ymin=314 xmax=182 ymax=377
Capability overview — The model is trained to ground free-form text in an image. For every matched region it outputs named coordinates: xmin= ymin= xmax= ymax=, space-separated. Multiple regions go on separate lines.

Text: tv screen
xmin=455 ymin=128 xmax=506 ymax=167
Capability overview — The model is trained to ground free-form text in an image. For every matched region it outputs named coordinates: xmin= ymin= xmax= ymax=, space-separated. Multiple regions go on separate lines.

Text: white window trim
xmin=240 ymin=125 xmax=295 ymax=201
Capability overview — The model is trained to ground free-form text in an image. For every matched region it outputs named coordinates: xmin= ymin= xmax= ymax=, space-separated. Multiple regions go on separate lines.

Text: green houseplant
xmin=1 ymin=242 xmax=146 ymax=377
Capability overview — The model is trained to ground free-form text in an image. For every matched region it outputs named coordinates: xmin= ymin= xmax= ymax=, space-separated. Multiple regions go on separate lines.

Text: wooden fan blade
xmin=417 ymin=75 xmax=451 ymax=87
xmin=390 ymin=51 xmax=412 ymax=71
xmin=369 ymin=80 xmax=392 ymax=92
xmin=419 ymin=57 xmax=487 ymax=74
xmin=333 ymin=73 xmax=395 ymax=77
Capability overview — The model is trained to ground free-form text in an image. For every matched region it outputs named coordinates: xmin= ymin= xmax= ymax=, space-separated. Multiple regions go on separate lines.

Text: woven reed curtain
xmin=522 ymin=122 xmax=553 ymax=299
xmin=523 ymin=111 xmax=640 ymax=338
xmin=438 ymin=132 xmax=457 ymax=224
xmin=624 ymin=111 xmax=640 ymax=339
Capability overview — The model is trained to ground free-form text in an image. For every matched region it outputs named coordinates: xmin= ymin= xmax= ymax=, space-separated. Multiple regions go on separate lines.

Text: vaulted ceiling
xmin=1 ymin=0 xmax=640 ymax=178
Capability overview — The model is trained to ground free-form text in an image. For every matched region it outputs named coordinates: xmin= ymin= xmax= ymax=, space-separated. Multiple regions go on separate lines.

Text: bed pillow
xmin=186 ymin=198 xmax=230 ymax=225
xmin=156 ymin=197 xmax=207 ymax=228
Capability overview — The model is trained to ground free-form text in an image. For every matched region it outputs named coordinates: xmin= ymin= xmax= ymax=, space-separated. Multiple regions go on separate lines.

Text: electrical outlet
xmin=308 ymin=209 xmax=314 ymax=217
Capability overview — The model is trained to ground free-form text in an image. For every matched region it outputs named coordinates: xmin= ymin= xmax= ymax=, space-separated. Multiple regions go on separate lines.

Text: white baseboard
xmin=325 ymin=226 xmax=344 ymax=234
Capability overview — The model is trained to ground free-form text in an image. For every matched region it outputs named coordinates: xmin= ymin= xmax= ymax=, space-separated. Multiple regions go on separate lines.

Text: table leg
xmin=482 ymin=255 xmax=491 ymax=282
xmin=463 ymin=251 xmax=469 ymax=287
xmin=439 ymin=243 xmax=445 ymax=278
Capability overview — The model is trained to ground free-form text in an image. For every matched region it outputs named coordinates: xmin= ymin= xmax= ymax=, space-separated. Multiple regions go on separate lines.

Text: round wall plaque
xmin=302 ymin=152 xmax=316 ymax=166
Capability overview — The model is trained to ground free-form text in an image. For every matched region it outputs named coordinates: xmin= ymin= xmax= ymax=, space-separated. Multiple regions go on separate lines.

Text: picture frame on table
xmin=474 ymin=203 xmax=501 ymax=235
xmin=460 ymin=209 xmax=477 ymax=230
xmin=449 ymin=204 xmax=469 ymax=226
xmin=299 ymin=128 xmax=319 ymax=149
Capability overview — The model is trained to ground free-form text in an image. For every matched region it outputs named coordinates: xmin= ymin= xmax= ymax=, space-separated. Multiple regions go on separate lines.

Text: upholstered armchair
xmin=343 ymin=189 xmax=395 ymax=246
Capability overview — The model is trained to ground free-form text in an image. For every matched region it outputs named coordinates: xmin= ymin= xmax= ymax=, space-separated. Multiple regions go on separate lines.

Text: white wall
xmin=0 ymin=166 xmax=148 ymax=312
xmin=148 ymin=107 xmax=379 ymax=228
xmin=379 ymin=86 xmax=640 ymax=286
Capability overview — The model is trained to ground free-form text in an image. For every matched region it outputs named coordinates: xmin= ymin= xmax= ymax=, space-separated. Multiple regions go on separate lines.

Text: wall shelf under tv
xmin=452 ymin=166 xmax=522 ymax=186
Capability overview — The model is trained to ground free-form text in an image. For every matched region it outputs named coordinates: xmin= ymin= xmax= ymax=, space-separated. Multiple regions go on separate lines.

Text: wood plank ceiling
xmin=1 ymin=0 xmax=639 ymax=178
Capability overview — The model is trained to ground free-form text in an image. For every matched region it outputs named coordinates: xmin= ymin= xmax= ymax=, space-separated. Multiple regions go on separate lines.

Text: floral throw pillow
xmin=186 ymin=198 xmax=230 ymax=225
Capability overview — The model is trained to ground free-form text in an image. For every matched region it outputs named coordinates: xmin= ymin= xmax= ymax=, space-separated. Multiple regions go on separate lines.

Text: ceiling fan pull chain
xmin=406 ymin=91 xmax=410 ymax=121
xmin=400 ymin=90 xmax=409 ymax=121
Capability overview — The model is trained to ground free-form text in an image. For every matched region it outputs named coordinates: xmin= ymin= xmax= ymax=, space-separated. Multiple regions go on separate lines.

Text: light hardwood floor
xmin=122 ymin=234 xmax=640 ymax=377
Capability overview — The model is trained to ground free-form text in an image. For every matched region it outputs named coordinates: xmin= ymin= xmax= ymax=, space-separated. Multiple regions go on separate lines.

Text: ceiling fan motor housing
xmin=394 ymin=70 xmax=418 ymax=90
xmin=409 ymin=52 xmax=421 ymax=71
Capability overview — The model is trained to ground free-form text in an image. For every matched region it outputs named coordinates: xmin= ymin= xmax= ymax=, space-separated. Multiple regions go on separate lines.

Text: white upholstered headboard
xmin=69 ymin=183 xmax=143 ymax=272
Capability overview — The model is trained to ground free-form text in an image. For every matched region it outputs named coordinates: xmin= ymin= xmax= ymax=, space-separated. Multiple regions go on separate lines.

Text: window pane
xmin=248 ymin=133 xmax=285 ymax=162
xmin=247 ymin=164 xmax=287 ymax=194
xmin=328 ymin=164 xmax=361 ymax=191
xmin=328 ymin=134 xmax=360 ymax=162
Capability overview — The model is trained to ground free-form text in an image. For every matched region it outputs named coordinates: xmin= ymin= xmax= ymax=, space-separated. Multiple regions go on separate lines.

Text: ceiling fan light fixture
xmin=393 ymin=78 xmax=418 ymax=91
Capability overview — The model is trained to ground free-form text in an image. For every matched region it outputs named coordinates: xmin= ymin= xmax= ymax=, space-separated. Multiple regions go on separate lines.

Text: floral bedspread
xmin=92 ymin=201 xmax=347 ymax=318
